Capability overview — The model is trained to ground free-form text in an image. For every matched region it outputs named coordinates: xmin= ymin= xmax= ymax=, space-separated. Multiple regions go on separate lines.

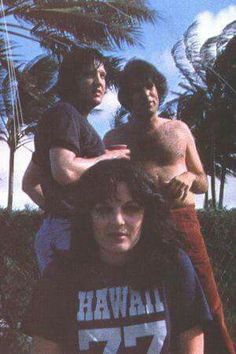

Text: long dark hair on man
xmin=66 ymin=159 xmax=182 ymax=289
xmin=118 ymin=59 xmax=168 ymax=111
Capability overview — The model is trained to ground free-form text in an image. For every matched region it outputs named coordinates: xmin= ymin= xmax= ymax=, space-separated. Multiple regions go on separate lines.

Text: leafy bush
xmin=0 ymin=209 xmax=41 ymax=354
xmin=198 ymin=209 xmax=236 ymax=338
xmin=0 ymin=208 xmax=235 ymax=353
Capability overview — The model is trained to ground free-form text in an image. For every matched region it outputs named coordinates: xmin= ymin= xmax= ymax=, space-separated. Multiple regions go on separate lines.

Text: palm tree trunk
xmin=204 ymin=190 xmax=209 ymax=209
xmin=219 ymin=164 xmax=226 ymax=209
xmin=7 ymin=146 xmax=15 ymax=212
xmin=209 ymin=110 xmax=217 ymax=209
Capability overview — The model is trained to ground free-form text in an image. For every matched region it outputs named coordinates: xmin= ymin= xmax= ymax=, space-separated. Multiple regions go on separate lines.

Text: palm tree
xmin=0 ymin=54 xmax=58 ymax=211
xmin=0 ymin=0 xmax=158 ymax=211
xmin=170 ymin=21 xmax=236 ymax=209
xmin=1 ymin=1 xmax=157 ymax=54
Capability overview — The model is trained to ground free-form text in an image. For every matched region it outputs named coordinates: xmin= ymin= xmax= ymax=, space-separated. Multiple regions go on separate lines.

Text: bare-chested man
xmin=104 ymin=60 xmax=234 ymax=353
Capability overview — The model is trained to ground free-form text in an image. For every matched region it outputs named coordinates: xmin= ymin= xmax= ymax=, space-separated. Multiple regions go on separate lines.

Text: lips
xmin=93 ymin=88 xmax=103 ymax=96
xmin=109 ymin=230 xmax=129 ymax=239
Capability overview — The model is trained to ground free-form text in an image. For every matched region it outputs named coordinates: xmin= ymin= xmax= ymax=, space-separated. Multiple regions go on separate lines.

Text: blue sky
xmin=0 ymin=0 xmax=235 ymax=209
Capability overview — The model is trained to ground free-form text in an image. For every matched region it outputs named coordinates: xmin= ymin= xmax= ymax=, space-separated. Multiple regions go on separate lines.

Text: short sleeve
xmin=168 ymin=250 xmax=212 ymax=335
xmin=21 ymin=275 xmax=67 ymax=343
xmin=47 ymin=103 xmax=81 ymax=155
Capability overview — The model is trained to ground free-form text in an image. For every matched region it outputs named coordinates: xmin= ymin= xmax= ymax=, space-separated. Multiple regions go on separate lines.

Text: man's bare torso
xmin=104 ymin=117 xmax=195 ymax=206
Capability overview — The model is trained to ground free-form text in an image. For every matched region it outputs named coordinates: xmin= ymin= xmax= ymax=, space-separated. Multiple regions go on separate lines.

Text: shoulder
xmin=166 ymin=249 xmax=197 ymax=293
xmin=173 ymin=120 xmax=193 ymax=135
xmin=169 ymin=249 xmax=203 ymax=302
xmin=46 ymin=101 xmax=82 ymax=120
xmin=51 ymin=101 xmax=81 ymax=116
xmin=166 ymin=249 xmax=212 ymax=334
xmin=38 ymin=101 xmax=84 ymax=134
xmin=164 ymin=119 xmax=194 ymax=141
xmin=163 ymin=118 xmax=190 ymax=131
xmin=103 ymin=124 xmax=129 ymax=145
xmin=34 ymin=260 xmax=77 ymax=302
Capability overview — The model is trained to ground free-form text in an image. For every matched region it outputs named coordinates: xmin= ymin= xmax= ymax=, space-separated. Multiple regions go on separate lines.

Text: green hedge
xmin=0 ymin=208 xmax=235 ymax=353
xmin=0 ymin=209 xmax=41 ymax=354
xmin=198 ymin=209 xmax=236 ymax=337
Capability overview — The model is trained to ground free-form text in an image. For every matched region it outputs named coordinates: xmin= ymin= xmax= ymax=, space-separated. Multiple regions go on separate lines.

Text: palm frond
xmin=200 ymin=36 xmax=218 ymax=69
xmin=5 ymin=0 xmax=157 ymax=50
xmin=216 ymin=20 xmax=236 ymax=54
xmin=171 ymin=40 xmax=199 ymax=89
xmin=112 ymin=106 xmax=129 ymax=128
xmin=183 ymin=21 xmax=206 ymax=85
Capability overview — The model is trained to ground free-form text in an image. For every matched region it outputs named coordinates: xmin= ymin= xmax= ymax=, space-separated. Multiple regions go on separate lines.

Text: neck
xmin=76 ymin=103 xmax=91 ymax=118
xmin=68 ymin=97 xmax=92 ymax=118
xmin=131 ymin=112 xmax=159 ymax=127
xmin=99 ymin=249 xmax=132 ymax=266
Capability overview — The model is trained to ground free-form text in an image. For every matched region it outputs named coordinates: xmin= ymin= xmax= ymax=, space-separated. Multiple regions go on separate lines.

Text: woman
xmin=22 ymin=159 xmax=211 ymax=353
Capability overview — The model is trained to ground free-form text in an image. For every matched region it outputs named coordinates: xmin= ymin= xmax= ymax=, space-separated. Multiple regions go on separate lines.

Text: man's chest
xmin=121 ymin=124 xmax=186 ymax=165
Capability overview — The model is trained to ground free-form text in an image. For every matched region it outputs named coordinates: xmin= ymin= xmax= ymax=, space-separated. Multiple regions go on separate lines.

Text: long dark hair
xmin=57 ymin=46 xmax=110 ymax=100
xmin=66 ymin=159 xmax=181 ymax=289
xmin=118 ymin=59 xmax=168 ymax=111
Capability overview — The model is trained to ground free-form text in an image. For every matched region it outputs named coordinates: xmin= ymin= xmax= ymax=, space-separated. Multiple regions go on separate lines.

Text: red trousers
xmin=170 ymin=205 xmax=234 ymax=354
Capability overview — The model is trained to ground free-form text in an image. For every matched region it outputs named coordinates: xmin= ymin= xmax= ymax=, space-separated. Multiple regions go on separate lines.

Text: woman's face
xmin=91 ymin=182 xmax=144 ymax=264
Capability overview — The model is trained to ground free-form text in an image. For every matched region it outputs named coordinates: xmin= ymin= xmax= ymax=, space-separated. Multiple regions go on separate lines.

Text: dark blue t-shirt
xmin=32 ymin=101 xmax=105 ymax=216
xmin=22 ymin=250 xmax=212 ymax=353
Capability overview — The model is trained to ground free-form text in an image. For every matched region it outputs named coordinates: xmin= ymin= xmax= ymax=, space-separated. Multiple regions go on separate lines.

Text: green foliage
xmin=0 ymin=208 xmax=235 ymax=352
xmin=0 ymin=209 xmax=42 ymax=353
xmin=2 ymin=0 xmax=157 ymax=53
xmin=168 ymin=21 xmax=236 ymax=209
xmin=198 ymin=209 xmax=236 ymax=335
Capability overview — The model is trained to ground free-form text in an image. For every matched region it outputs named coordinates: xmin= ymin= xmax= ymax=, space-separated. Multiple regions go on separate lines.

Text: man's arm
xmin=103 ymin=129 xmax=116 ymax=147
xmin=103 ymin=127 xmax=127 ymax=148
xmin=167 ymin=122 xmax=208 ymax=201
xmin=50 ymin=147 xmax=130 ymax=185
xmin=22 ymin=160 xmax=45 ymax=209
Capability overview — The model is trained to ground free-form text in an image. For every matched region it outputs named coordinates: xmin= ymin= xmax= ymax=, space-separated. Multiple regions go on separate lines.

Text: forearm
xmin=61 ymin=155 xmax=107 ymax=184
xmin=190 ymin=172 xmax=208 ymax=194
xmin=50 ymin=147 xmax=130 ymax=185
xmin=22 ymin=160 xmax=45 ymax=208
xmin=23 ymin=184 xmax=45 ymax=209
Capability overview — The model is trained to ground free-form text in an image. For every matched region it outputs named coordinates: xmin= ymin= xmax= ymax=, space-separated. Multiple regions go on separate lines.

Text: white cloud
xmin=88 ymin=89 xmax=120 ymax=136
xmin=151 ymin=49 xmax=177 ymax=76
xmin=196 ymin=5 xmax=236 ymax=46
xmin=0 ymin=141 xmax=37 ymax=210
xmin=90 ymin=89 xmax=119 ymax=122
xmin=99 ymin=89 xmax=119 ymax=112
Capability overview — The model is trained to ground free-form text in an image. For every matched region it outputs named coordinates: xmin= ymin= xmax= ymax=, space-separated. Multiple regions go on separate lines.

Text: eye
xmin=145 ymin=80 xmax=154 ymax=90
xmin=92 ymin=203 xmax=112 ymax=216
xmin=100 ymin=71 xmax=107 ymax=79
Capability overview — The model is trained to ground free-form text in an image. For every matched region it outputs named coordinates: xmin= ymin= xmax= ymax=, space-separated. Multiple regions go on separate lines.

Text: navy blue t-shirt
xmin=22 ymin=250 xmax=212 ymax=353
xmin=32 ymin=101 xmax=105 ymax=216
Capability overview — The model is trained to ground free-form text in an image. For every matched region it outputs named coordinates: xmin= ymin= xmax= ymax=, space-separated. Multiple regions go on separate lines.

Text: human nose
xmin=112 ymin=208 xmax=125 ymax=226
xmin=94 ymin=72 xmax=103 ymax=86
xmin=138 ymin=87 xmax=149 ymax=100
xmin=143 ymin=87 xmax=151 ymax=97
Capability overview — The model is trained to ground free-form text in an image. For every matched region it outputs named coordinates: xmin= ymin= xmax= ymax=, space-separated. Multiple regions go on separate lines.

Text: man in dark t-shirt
xmin=22 ymin=47 xmax=130 ymax=272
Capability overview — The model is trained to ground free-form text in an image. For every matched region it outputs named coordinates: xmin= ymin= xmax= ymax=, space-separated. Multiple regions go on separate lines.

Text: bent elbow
xmin=203 ymin=176 xmax=209 ymax=193
xmin=52 ymin=169 xmax=79 ymax=186
xmin=22 ymin=180 xmax=27 ymax=193
xmin=198 ymin=176 xmax=208 ymax=194
xmin=22 ymin=175 xmax=30 ymax=194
